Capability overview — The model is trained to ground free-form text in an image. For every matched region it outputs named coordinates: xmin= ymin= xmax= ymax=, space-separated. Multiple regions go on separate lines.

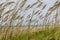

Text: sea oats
xmin=34 ymin=10 xmax=40 ymax=15
xmin=0 ymin=2 xmax=4 ymax=6
xmin=30 ymin=2 xmax=38 ymax=8
xmin=17 ymin=0 xmax=27 ymax=12
xmin=3 ymin=9 xmax=14 ymax=15
xmin=37 ymin=2 xmax=43 ymax=7
xmin=48 ymin=2 xmax=60 ymax=11
xmin=42 ymin=4 xmax=46 ymax=10
xmin=44 ymin=2 xmax=60 ymax=18
xmin=0 ymin=0 xmax=60 ymax=26
xmin=25 ymin=5 xmax=30 ymax=10
xmin=3 ymin=1 xmax=15 ymax=7
xmin=25 ymin=2 xmax=38 ymax=11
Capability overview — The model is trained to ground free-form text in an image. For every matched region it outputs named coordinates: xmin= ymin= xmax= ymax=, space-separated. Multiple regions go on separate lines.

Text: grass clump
xmin=0 ymin=26 xmax=60 ymax=40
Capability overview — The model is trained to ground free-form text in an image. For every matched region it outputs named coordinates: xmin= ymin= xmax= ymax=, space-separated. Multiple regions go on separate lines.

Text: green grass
xmin=0 ymin=26 xmax=60 ymax=40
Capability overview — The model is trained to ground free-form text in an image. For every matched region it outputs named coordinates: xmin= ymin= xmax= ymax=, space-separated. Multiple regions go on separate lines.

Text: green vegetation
xmin=0 ymin=0 xmax=60 ymax=40
xmin=0 ymin=26 xmax=60 ymax=40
